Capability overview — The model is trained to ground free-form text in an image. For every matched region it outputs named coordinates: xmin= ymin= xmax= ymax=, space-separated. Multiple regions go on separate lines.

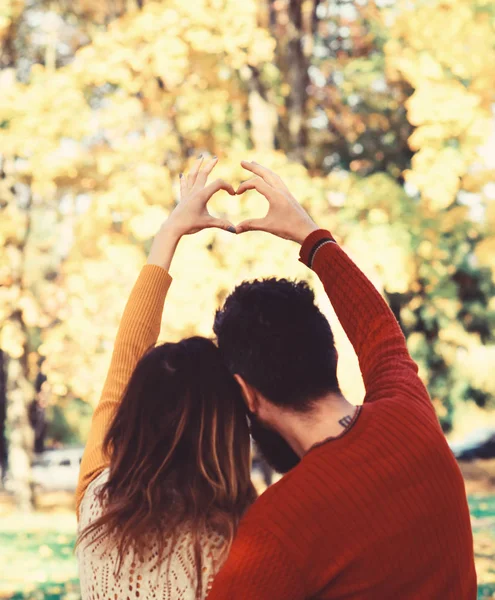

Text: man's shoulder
xmin=241 ymin=461 xmax=322 ymax=531
xmin=248 ymin=472 xmax=297 ymax=516
xmin=364 ymin=393 xmax=438 ymax=423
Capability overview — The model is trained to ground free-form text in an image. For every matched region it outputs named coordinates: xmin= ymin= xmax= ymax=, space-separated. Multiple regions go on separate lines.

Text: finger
xmin=240 ymin=160 xmax=283 ymax=188
xmin=200 ymin=178 xmax=236 ymax=202
xmin=193 ymin=156 xmax=218 ymax=190
xmin=179 ymin=172 xmax=188 ymax=198
xmin=235 ymin=218 xmax=268 ymax=234
xmin=204 ymin=217 xmax=237 ymax=234
xmin=187 ymin=155 xmax=205 ymax=188
xmin=236 ymin=177 xmax=274 ymax=198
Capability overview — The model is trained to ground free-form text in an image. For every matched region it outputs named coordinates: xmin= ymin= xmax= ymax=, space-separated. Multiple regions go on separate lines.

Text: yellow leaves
xmin=345 ymin=225 xmax=414 ymax=294
xmin=474 ymin=237 xmax=495 ymax=276
xmin=183 ymin=27 xmax=218 ymax=53
xmin=129 ymin=206 xmax=169 ymax=240
xmin=65 ymin=273 xmax=85 ymax=296
xmin=246 ymin=29 xmax=276 ymax=65
xmin=415 ymin=53 xmax=444 ymax=81
xmin=0 ymin=67 xmax=92 ymax=195
xmin=0 ymin=0 xmax=23 ymax=43
xmin=486 ymin=201 xmax=495 ymax=228
xmin=0 ymin=320 xmax=25 ymax=359
xmin=99 ymin=237 xmax=145 ymax=273
xmin=136 ymin=163 xmax=173 ymax=200
xmin=0 ymin=284 xmax=18 ymax=321
xmin=462 ymin=170 xmax=495 ymax=194
xmin=386 ymin=1 xmax=495 ymax=220
xmin=22 ymin=68 xmax=90 ymax=141
xmin=151 ymin=37 xmax=189 ymax=88
xmin=17 ymin=293 xmax=41 ymax=328
xmin=439 ymin=321 xmax=479 ymax=349
xmin=72 ymin=0 xmax=273 ymax=102
xmin=408 ymin=124 xmax=449 ymax=152
xmin=405 ymin=147 xmax=466 ymax=210
xmin=92 ymin=161 xmax=173 ymax=225
xmin=0 ymin=14 xmax=10 ymax=43
xmin=406 ymin=81 xmax=480 ymax=131
xmin=438 ymin=206 xmax=469 ymax=233
xmin=98 ymin=95 xmax=143 ymax=132
xmin=407 ymin=331 xmax=425 ymax=356
xmin=457 ymin=345 xmax=495 ymax=397
xmin=367 ymin=208 xmax=388 ymax=225
xmin=0 ymin=202 xmax=27 ymax=246
xmin=390 ymin=0 xmax=495 ymax=86
xmin=433 ymin=297 xmax=462 ymax=322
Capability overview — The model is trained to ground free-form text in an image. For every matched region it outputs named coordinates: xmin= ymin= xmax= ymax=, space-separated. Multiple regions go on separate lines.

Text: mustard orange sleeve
xmin=75 ymin=264 xmax=172 ymax=517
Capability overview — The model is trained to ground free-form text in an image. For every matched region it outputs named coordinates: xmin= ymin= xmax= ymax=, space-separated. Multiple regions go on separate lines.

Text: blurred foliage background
xmin=0 ymin=0 xmax=494 ymax=597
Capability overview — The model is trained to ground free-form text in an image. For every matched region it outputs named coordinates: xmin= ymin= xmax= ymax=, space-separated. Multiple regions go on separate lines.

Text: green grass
xmin=0 ymin=513 xmax=78 ymax=600
xmin=0 ymin=497 xmax=494 ymax=599
xmin=471 ymin=496 xmax=495 ymax=599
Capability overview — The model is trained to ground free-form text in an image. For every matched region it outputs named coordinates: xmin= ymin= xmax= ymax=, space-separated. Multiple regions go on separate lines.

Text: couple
xmin=75 ymin=157 xmax=476 ymax=599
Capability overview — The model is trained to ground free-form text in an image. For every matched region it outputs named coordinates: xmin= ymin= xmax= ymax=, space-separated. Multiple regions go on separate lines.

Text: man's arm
xmin=236 ymin=161 xmax=432 ymax=408
xmin=208 ymin=524 xmax=305 ymax=600
xmin=299 ymin=229 xmax=431 ymax=405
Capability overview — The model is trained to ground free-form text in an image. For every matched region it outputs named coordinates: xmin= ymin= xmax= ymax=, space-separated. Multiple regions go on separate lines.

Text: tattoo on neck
xmin=339 ymin=415 xmax=353 ymax=428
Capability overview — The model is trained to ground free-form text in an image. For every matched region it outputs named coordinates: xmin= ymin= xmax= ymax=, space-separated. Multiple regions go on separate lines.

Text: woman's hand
xmin=168 ymin=156 xmax=236 ymax=237
xmin=236 ymin=161 xmax=318 ymax=245
xmin=148 ymin=156 xmax=236 ymax=271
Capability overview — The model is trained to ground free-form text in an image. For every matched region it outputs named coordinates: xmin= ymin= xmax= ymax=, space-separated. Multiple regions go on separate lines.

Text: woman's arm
xmin=75 ymin=263 xmax=172 ymax=514
xmin=76 ymin=157 xmax=236 ymax=516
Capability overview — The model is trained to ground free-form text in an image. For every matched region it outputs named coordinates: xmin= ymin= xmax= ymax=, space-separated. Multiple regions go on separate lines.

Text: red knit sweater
xmin=207 ymin=230 xmax=477 ymax=600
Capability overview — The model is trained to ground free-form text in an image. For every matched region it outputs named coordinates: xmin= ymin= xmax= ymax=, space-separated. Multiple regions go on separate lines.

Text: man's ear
xmin=234 ymin=374 xmax=258 ymax=414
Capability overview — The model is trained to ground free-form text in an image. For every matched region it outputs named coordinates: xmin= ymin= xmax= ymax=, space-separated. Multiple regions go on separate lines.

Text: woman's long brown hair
xmin=77 ymin=336 xmax=257 ymax=597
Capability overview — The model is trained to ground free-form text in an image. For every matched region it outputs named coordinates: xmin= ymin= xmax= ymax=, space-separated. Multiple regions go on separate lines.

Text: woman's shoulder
xmin=77 ymin=472 xmax=227 ymax=599
xmin=78 ymin=468 xmax=109 ymax=528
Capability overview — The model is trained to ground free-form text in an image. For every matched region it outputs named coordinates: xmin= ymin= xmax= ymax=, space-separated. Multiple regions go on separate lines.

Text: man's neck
xmin=276 ymin=393 xmax=358 ymax=457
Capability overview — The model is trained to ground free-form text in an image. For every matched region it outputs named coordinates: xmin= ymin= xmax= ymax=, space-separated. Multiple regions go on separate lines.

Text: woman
xmin=76 ymin=157 xmax=257 ymax=599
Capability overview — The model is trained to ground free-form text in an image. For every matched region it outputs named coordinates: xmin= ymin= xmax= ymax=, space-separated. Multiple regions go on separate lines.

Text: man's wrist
xmin=299 ymin=228 xmax=336 ymax=266
xmin=293 ymin=222 xmax=319 ymax=245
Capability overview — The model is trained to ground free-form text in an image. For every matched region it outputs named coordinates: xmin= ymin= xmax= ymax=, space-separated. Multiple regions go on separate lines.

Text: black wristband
xmin=307 ymin=238 xmax=335 ymax=268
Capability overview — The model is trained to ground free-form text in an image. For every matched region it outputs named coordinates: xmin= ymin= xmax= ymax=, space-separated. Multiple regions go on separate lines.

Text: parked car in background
xmin=449 ymin=428 xmax=495 ymax=461
xmin=31 ymin=447 xmax=84 ymax=492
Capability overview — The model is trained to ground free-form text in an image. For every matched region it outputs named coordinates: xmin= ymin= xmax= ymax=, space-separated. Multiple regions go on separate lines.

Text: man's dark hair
xmin=214 ymin=278 xmax=340 ymax=411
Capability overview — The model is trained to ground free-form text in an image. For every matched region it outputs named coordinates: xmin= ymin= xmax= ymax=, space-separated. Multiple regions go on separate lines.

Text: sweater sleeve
xmin=300 ymin=230 xmax=432 ymax=408
xmin=75 ymin=264 xmax=172 ymax=516
xmin=207 ymin=523 xmax=305 ymax=600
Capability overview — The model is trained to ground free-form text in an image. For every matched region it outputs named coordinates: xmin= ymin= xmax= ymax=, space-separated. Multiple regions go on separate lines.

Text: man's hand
xmin=236 ymin=160 xmax=319 ymax=244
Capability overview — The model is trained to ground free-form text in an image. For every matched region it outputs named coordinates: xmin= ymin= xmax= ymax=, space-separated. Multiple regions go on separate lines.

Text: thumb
xmin=205 ymin=218 xmax=237 ymax=234
xmin=235 ymin=218 xmax=268 ymax=234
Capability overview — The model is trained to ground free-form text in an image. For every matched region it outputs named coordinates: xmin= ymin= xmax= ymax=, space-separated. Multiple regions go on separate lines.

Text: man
xmin=208 ymin=160 xmax=476 ymax=599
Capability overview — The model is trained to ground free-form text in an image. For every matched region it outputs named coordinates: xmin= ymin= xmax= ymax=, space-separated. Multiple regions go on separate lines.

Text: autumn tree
xmin=1 ymin=0 xmax=494 ymax=513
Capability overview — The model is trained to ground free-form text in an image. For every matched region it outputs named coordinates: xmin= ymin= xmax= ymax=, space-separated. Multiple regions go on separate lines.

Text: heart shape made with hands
xmin=177 ymin=157 xmax=318 ymax=245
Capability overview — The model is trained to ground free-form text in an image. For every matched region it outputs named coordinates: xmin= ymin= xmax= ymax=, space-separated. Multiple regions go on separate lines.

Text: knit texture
xmin=76 ymin=264 xmax=230 ymax=600
xmin=76 ymin=264 xmax=172 ymax=514
xmin=78 ymin=469 xmax=225 ymax=600
xmin=207 ymin=231 xmax=477 ymax=600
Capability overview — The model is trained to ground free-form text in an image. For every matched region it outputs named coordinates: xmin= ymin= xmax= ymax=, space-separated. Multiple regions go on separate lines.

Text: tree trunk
xmin=3 ymin=183 xmax=35 ymax=510
xmin=0 ymin=350 xmax=7 ymax=487
xmin=5 ymin=342 xmax=34 ymax=511
xmin=246 ymin=66 xmax=278 ymax=152
xmin=268 ymin=0 xmax=317 ymax=163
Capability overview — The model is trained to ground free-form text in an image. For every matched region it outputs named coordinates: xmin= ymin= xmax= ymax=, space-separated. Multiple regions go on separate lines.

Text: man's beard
xmin=249 ymin=414 xmax=300 ymax=474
